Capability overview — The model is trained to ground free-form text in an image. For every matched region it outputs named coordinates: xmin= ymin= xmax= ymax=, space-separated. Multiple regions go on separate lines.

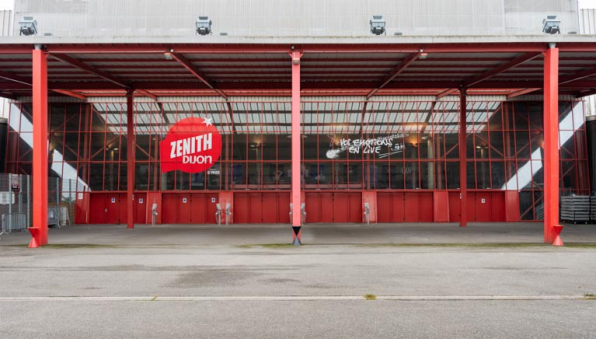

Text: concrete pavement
xmin=1 ymin=223 xmax=595 ymax=338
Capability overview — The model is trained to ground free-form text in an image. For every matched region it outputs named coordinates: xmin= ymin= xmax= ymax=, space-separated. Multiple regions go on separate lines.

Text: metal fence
xmin=0 ymin=174 xmax=80 ymax=238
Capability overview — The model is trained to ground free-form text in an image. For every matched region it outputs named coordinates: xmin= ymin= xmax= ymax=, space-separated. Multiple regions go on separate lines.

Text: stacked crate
xmin=560 ymin=196 xmax=594 ymax=223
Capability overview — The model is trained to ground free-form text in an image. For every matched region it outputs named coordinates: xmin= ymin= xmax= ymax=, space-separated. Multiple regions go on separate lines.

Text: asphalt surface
xmin=0 ymin=223 xmax=595 ymax=338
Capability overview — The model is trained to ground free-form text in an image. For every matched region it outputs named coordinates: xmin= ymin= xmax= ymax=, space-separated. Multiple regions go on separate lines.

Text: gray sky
xmin=0 ymin=0 xmax=11 ymax=11
xmin=580 ymin=0 xmax=596 ymax=8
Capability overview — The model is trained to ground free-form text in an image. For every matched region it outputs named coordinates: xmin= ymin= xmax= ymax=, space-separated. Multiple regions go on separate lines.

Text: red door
xmin=419 ymin=193 xmax=433 ymax=222
xmin=333 ymin=193 xmax=349 ymax=223
xmin=467 ymin=193 xmax=477 ymax=222
xmin=348 ymin=193 xmax=362 ymax=223
xmin=475 ymin=192 xmax=491 ymax=222
xmin=191 ymin=194 xmax=207 ymax=224
xmin=134 ymin=193 xmax=147 ymax=224
xmin=377 ymin=193 xmax=405 ymax=223
xmin=179 ymin=194 xmax=191 ymax=224
xmin=491 ymin=192 xmax=506 ymax=222
xmin=448 ymin=192 xmax=460 ymax=222
xmin=162 ymin=194 xmax=178 ymax=224
xmin=234 ymin=193 xmax=249 ymax=224
xmin=89 ymin=194 xmax=107 ymax=224
xmin=320 ymin=193 xmax=334 ymax=223
xmin=404 ymin=193 xmax=419 ymax=222
xmin=305 ymin=193 xmax=321 ymax=223
xmin=205 ymin=193 xmax=219 ymax=224
xmin=377 ymin=193 xmax=391 ymax=222
xmin=278 ymin=193 xmax=291 ymax=224
xmin=249 ymin=193 xmax=263 ymax=224
xmin=106 ymin=193 xmax=122 ymax=224
xmin=262 ymin=193 xmax=277 ymax=224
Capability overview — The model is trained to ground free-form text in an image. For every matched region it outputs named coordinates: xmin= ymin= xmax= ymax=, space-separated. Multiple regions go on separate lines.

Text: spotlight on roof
xmin=19 ymin=17 xmax=38 ymax=36
xmin=370 ymin=15 xmax=386 ymax=35
xmin=419 ymin=49 xmax=428 ymax=60
xmin=542 ymin=15 xmax=561 ymax=34
xmin=196 ymin=16 xmax=212 ymax=35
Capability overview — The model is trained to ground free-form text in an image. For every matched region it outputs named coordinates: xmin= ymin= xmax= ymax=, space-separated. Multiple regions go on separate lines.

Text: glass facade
xmin=5 ymin=99 xmax=589 ymax=221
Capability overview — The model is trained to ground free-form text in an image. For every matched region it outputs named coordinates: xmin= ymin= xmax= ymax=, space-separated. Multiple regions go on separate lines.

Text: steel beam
xmin=437 ymin=88 xmax=459 ymax=99
xmin=291 ymin=51 xmax=302 ymax=245
xmin=559 ymin=66 xmax=596 ymax=85
xmin=507 ymin=88 xmax=541 ymax=99
xmin=51 ymin=89 xmax=86 ymax=100
xmin=543 ymin=46 xmax=561 ymax=244
xmin=167 ymin=52 xmax=228 ymax=99
xmin=126 ymin=91 xmax=135 ymax=229
xmin=459 ymin=88 xmax=467 ymax=228
xmin=366 ymin=52 xmax=422 ymax=99
xmin=0 ymin=70 xmax=86 ymax=100
xmin=464 ymin=52 xmax=542 ymax=88
xmin=51 ymin=53 xmax=130 ymax=88
xmin=31 ymin=47 xmax=49 ymax=247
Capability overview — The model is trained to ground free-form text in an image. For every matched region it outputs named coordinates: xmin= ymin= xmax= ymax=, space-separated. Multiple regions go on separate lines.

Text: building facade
xmin=1 ymin=0 xmax=592 ymax=228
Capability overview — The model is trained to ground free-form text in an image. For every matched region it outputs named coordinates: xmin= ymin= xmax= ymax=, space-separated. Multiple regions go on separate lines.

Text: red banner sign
xmin=160 ymin=117 xmax=222 ymax=173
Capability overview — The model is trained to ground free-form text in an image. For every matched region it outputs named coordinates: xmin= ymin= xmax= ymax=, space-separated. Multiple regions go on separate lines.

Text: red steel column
xmin=543 ymin=45 xmax=562 ymax=244
xmin=126 ymin=91 xmax=135 ymax=229
xmin=30 ymin=46 xmax=48 ymax=247
xmin=291 ymin=51 xmax=302 ymax=245
xmin=459 ymin=88 xmax=468 ymax=227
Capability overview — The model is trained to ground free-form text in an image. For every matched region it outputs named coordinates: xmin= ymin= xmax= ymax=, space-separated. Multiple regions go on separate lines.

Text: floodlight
xmin=542 ymin=15 xmax=560 ymax=34
xmin=196 ymin=16 xmax=212 ymax=35
xmin=19 ymin=17 xmax=37 ymax=36
xmin=370 ymin=15 xmax=386 ymax=35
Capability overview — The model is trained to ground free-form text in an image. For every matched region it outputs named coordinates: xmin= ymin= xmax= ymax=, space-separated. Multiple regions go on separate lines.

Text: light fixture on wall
xmin=542 ymin=15 xmax=560 ymax=34
xmin=196 ymin=16 xmax=212 ymax=35
xmin=19 ymin=17 xmax=38 ymax=36
xmin=370 ymin=15 xmax=386 ymax=35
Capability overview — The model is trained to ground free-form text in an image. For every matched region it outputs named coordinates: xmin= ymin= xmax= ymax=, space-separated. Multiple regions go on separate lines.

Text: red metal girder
xmin=459 ymin=89 xmax=467 ymax=228
xmin=167 ymin=52 xmax=228 ymax=99
xmin=559 ymin=66 xmax=596 ymax=84
xmin=290 ymin=51 xmax=302 ymax=233
xmin=0 ymin=47 xmax=37 ymax=54
xmin=51 ymin=53 xmax=130 ymax=88
xmin=52 ymin=89 xmax=86 ymax=100
xmin=0 ymin=70 xmax=32 ymax=86
xmin=507 ymin=88 xmax=541 ymax=98
xmin=464 ymin=52 xmax=542 ymax=88
xmin=0 ymin=91 xmax=17 ymax=100
xmin=577 ymin=88 xmax=596 ymax=97
xmin=367 ymin=52 xmax=422 ymax=99
xmin=437 ymin=88 xmax=459 ymax=98
xmin=126 ymin=91 xmax=135 ymax=229
xmin=543 ymin=47 xmax=560 ymax=244
xmin=134 ymin=88 xmax=157 ymax=100
xmin=39 ymin=42 xmax=554 ymax=54
xmin=31 ymin=48 xmax=49 ymax=247
xmin=0 ymin=69 xmax=88 ymax=99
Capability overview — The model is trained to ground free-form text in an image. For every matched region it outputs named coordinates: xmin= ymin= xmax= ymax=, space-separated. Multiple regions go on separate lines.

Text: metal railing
xmin=0 ymin=174 xmax=81 ymax=239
